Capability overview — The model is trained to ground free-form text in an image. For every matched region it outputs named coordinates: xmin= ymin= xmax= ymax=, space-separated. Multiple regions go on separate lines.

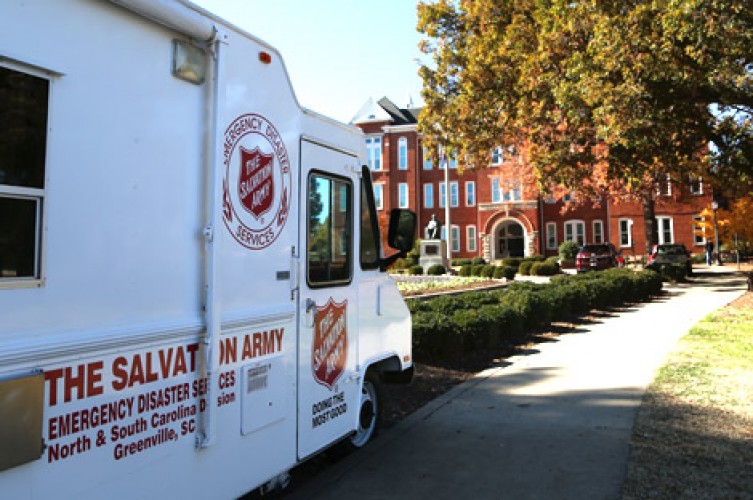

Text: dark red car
xmin=576 ymin=243 xmax=623 ymax=273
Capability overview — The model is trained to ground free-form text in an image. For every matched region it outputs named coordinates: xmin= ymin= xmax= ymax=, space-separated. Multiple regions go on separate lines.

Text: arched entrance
xmin=495 ymin=220 xmax=525 ymax=259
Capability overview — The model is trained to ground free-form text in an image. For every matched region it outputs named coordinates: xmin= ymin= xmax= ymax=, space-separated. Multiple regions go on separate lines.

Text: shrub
xmin=427 ymin=264 xmax=447 ymax=276
xmin=650 ymin=263 xmax=688 ymax=282
xmin=471 ymin=264 xmax=486 ymax=276
xmin=519 ymin=260 xmax=534 ymax=276
xmin=531 ymin=261 xmax=560 ymax=276
xmin=558 ymin=240 xmax=580 ymax=261
xmin=524 ymin=255 xmax=546 ymax=262
xmin=458 ymin=265 xmax=473 ymax=277
xmin=481 ymin=265 xmax=496 ymax=278
xmin=452 ymin=258 xmax=473 ymax=266
xmin=502 ymin=257 xmax=523 ymax=269
xmin=493 ymin=265 xmax=517 ymax=280
xmin=405 ymin=239 xmax=421 ymax=266
xmin=408 ymin=267 xmax=664 ymax=363
xmin=471 ymin=257 xmax=486 ymax=265
xmin=408 ymin=265 xmax=423 ymax=275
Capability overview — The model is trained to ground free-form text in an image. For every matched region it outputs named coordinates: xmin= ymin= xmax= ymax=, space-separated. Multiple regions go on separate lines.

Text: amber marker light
xmin=404 ymin=355 xmax=411 ymax=363
xmin=259 ymin=51 xmax=272 ymax=64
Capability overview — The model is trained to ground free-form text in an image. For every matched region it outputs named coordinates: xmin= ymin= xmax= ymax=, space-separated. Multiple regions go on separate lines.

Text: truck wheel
xmin=349 ymin=371 xmax=382 ymax=449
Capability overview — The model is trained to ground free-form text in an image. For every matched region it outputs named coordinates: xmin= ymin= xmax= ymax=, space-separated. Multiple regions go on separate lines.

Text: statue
xmin=426 ymin=214 xmax=441 ymax=240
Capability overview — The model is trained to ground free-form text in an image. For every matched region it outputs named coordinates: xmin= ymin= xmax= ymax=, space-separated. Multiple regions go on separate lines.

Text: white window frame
xmin=491 ymin=178 xmax=502 ymax=203
xmin=423 ymin=183 xmax=434 ymax=209
xmin=467 ymin=225 xmax=477 ymax=252
xmin=592 ymin=220 xmax=604 ymax=244
xmin=546 ymin=222 xmax=557 ymax=250
xmin=689 ymin=175 xmax=703 ymax=195
xmin=564 ymin=220 xmax=586 ymax=246
xmin=692 ymin=216 xmax=706 ymax=246
xmin=619 ymin=218 xmax=633 ymax=248
xmin=398 ymin=137 xmax=408 ymax=170
xmin=366 ymin=136 xmax=382 ymax=171
xmin=450 ymin=181 xmax=459 ymax=207
xmin=491 ymin=146 xmax=504 ymax=165
xmin=1 ymin=62 xmax=50 ymax=287
xmin=448 ymin=154 xmax=457 ymax=169
xmin=465 ymin=181 xmax=476 ymax=206
xmin=422 ymin=147 xmax=433 ymax=170
xmin=656 ymin=216 xmax=673 ymax=244
xmin=398 ymin=183 xmax=409 ymax=209
xmin=656 ymin=174 xmax=672 ymax=196
xmin=450 ymin=225 xmax=460 ymax=253
xmin=373 ymin=183 xmax=384 ymax=210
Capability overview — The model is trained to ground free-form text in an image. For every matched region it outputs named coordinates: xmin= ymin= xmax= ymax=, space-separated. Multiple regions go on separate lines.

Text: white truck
xmin=0 ymin=1 xmax=417 ymax=497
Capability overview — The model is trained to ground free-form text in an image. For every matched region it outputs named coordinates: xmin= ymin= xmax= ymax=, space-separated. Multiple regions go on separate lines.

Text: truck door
xmin=297 ymin=138 xmax=360 ymax=459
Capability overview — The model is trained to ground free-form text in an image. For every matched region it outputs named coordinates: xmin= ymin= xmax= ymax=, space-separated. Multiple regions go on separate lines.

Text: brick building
xmin=352 ymin=97 xmax=712 ymax=261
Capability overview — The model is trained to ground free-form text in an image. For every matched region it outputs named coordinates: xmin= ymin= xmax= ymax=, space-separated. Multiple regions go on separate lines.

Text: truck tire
xmin=348 ymin=371 xmax=382 ymax=449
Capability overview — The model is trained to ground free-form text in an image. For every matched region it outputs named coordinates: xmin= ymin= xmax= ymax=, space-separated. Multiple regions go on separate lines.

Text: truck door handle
xmin=305 ymin=298 xmax=316 ymax=313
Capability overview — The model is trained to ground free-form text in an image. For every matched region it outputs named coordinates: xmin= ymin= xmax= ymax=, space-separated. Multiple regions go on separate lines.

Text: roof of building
xmin=351 ymin=96 xmax=421 ymax=126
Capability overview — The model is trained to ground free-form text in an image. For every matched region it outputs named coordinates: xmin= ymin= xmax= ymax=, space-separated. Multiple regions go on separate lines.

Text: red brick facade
xmin=353 ymin=98 xmax=712 ymax=260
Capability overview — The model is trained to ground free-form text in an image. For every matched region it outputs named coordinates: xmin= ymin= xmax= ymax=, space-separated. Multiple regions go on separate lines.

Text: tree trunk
xmin=641 ymin=192 xmax=658 ymax=255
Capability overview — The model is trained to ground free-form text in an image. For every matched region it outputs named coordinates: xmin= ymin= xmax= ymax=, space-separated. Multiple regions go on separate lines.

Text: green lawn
xmin=622 ymin=297 xmax=753 ymax=498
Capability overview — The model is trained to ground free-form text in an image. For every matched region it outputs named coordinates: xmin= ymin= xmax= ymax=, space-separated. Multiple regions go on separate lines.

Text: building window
xmin=373 ymin=183 xmax=384 ymax=210
xmin=307 ymin=173 xmax=352 ymax=285
xmin=450 ymin=181 xmax=459 ymax=207
xmin=366 ymin=136 xmax=382 ymax=171
xmin=448 ymin=154 xmax=457 ymax=169
xmin=424 ymin=183 xmax=434 ymax=209
xmin=692 ymin=216 xmax=706 ymax=246
xmin=439 ymin=182 xmax=446 ymax=208
xmin=656 ymin=174 xmax=672 ymax=196
xmin=656 ymin=216 xmax=673 ymax=244
xmin=423 ymin=147 xmax=433 ymax=169
xmin=592 ymin=220 xmax=604 ymax=244
xmin=564 ymin=220 xmax=585 ymax=246
xmin=398 ymin=183 xmax=409 ymax=209
xmin=491 ymin=146 xmax=504 ymax=165
xmin=467 ymin=225 xmax=477 ymax=252
xmin=465 ymin=181 xmax=476 ymax=206
xmin=510 ymin=181 xmax=521 ymax=201
xmin=689 ymin=175 xmax=703 ymax=195
xmin=546 ymin=222 xmax=557 ymax=250
xmin=450 ymin=225 xmax=460 ymax=253
xmin=398 ymin=137 xmax=408 ymax=170
xmin=0 ymin=65 xmax=49 ymax=284
xmin=619 ymin=219 xmax=632 ymax=248
xmin=491 ymin=178 xmax=502 ymax=203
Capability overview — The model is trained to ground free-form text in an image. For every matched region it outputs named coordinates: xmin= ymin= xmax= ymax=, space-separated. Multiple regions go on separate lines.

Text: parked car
xmin=576 ymin=243 xmax=623 ymax=273
xmin=646 ymin=243 xmax=693 ymax=276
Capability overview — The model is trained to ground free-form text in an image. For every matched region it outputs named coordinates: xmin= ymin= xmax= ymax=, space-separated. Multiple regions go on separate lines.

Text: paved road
xmin=287 ymin=268 xmax=747 ymax=500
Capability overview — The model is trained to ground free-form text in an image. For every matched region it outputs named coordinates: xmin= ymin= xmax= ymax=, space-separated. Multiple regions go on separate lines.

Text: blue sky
xmin=192 ymin=0 xmax=426 ymax=123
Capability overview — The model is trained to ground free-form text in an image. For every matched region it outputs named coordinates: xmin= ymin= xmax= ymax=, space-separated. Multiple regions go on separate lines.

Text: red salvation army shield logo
xmin=238 ymin=146 xmax=274 ymax=218
xmin=312 ymin=298 xmax=348 ymax=390
xmin=222 ymin=114 xmax=291 ymax=250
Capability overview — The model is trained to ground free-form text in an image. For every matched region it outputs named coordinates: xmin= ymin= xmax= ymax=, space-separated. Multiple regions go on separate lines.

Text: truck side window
xmin=0 ymin=65 xmax=48 ymax=284
xmin=360 ymin=174 xmax=380 ymax=270
xmin=307 ymin=172 xmax=352 ymax=286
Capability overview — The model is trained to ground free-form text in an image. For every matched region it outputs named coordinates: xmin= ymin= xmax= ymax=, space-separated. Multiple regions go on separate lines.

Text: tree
xmin=417 ymin=0 xmax=753 ymax=252
xmin=718 ymin=197 xmax=753 ymax=254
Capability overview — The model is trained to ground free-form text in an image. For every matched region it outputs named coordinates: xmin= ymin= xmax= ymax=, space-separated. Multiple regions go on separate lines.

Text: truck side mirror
xmin=387 ymin=209 xmax=416 ymax=253
xmin=380 ymin=209 xmax=416 ymax=271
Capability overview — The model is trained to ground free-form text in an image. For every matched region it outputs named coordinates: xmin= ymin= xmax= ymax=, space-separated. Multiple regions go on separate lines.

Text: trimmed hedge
xmin=410 ymin=268 xmax=663 ymax=363
xmin=427 ymin=264 xmax=447 ymax=276
xmin=408 ymin=265 xmax=424 ymax=275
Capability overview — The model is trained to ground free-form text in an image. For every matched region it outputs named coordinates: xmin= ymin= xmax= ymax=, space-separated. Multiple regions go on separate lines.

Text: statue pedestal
xmin=419 ymin=240 xmax=450 ymax=272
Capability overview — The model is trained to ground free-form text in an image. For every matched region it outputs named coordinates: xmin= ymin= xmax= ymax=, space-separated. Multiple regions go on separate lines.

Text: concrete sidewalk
xmin=288 ymin=268 xmax=747 ymax=500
